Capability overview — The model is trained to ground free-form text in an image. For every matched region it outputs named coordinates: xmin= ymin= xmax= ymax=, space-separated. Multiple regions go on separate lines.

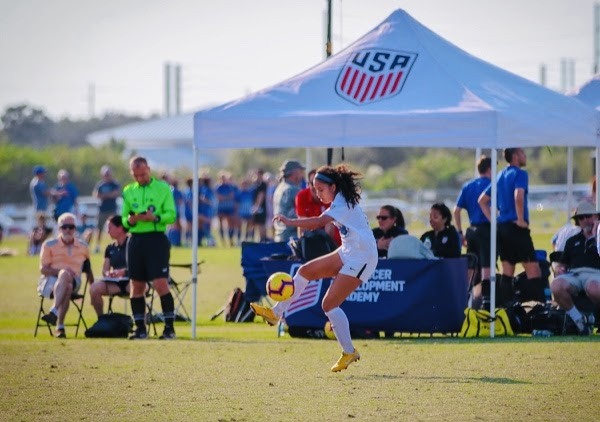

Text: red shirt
xmin=295 ymin=187 xmax=341 ymax=246
xmin=295 ymin=187 xmax=325 ymax=217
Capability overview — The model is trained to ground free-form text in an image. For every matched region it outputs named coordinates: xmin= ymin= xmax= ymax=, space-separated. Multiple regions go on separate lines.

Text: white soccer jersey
xmin=324 ymin=193 xmax=377 ymax=259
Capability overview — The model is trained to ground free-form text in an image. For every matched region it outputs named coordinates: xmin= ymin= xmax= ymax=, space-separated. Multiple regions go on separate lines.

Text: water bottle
xmin=543 ymin=288 xmax=552 ymax=303
xmin=424 ymin=238 xmax=432 ymax=250
xmin=277 ymin=320 xmax=285 ymax=337
xmin=532 ymin=329 xmax=553 ymax=338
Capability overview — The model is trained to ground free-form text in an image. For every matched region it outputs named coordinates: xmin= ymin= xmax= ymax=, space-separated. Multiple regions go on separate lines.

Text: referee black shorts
xmin=497 ymin=222 xmax=537 ymax=265
xmin=465 ymin=223 xmax=492 ymax=267
xmin=127 ymin=232 xmax=171 ymax=282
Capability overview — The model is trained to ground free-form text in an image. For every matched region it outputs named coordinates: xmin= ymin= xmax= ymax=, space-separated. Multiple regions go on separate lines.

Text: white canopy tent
xmin=570 ymin=73 xmax=600 ymax=109
xmin=190 ymin=9 xmax=599 ymax=338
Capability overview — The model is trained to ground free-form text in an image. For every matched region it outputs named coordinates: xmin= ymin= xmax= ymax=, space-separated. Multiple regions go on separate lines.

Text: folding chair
xmin=166 ymin=262 xmax=203 ymax=322
xmin=34 ymin=259 xmax=93 ymax=338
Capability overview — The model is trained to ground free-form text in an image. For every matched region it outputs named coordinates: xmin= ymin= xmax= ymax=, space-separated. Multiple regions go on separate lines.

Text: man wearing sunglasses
xmin=39 ymin=212 xmax=91 ymax=338
xmin=551 ymin=201 xmax=599 ymax=335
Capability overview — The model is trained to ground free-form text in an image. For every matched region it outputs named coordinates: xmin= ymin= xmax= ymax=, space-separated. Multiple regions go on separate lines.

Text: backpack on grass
xmin=211 ymin=287 xmax=254 ymax=323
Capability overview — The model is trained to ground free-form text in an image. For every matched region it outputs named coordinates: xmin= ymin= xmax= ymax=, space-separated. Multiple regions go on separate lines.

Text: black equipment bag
xmin=290 ymin=229 xmax=338 ymax=262
xmin=85 ymin=313 xmax=133 ymax=338
xmin=528 ymin=303 xmax=579 ymax=335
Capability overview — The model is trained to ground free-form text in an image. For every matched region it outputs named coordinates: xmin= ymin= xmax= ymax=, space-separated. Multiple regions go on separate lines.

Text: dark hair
xmin=503 ymin=148 xmax=519 ymax=163
xmin=129 ymin=156 xmax=148 ymax=167
xmin=477 ymin=156 xmax=492 ymax=174
xmin=380 ymin=205 xmax=405 ymax=228
xmin=431 ymin=202 xmax=452 ymax=227
xmin=314 ymin=164 xmax=362 ymax=207
xmin=109 ymin=215 xmax=128 ymax=232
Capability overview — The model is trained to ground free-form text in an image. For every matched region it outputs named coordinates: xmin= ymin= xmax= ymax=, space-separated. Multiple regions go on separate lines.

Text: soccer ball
xmin=324 ymin=321 xmax=336 ymax=340
xmin=266 ymin=272 xmax=295 ymax=302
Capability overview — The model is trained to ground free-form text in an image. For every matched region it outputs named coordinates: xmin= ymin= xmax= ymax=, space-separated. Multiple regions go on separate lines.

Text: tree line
xmin=1 ymin=103 xmax=595 ymax=205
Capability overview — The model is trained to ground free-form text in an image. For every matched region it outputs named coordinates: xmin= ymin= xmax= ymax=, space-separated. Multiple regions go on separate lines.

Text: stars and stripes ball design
xmin=266 ymin=272 xmax=295 ymax=302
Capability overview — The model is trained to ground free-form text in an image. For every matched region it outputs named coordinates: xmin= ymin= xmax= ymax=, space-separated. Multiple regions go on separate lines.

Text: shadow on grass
xmin=355 ymin=374 xmax=532 ymax=384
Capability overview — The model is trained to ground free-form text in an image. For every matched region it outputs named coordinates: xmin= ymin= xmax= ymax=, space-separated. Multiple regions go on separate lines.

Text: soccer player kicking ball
xmin=251 ymin=164 xmax=378 ymax=372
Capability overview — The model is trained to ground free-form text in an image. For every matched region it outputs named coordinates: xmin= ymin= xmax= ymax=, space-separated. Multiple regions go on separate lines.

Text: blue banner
xmin=262 ymin=258 xmax=468 ymax=334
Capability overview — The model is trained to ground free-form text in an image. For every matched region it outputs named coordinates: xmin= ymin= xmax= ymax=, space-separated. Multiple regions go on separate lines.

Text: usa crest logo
xmin=335 ymin=49 xmax=417 ymax=105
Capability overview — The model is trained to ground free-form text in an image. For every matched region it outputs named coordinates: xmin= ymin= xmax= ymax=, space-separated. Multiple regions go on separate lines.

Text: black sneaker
xmin=129 ymin=327 xmax=148 ymax=340
xmin=580 ymin=314 xmax=595 ymax=336
xmin=41 ymin=312 xmax=58 ymax=326
xmin=55 ymin=328 xmax=66 ymax=338
xmin=159 ymin=326 xmax=176 ymax=340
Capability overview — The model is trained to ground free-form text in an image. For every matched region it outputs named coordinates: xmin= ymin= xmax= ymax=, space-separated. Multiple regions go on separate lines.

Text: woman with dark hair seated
xmin=420 ymin=202 xmax=461 ymax=258
xmin=89 ymin=215 xmax=130 ymax=317
xmin=372 ymin=205 xmax=407 ymax=258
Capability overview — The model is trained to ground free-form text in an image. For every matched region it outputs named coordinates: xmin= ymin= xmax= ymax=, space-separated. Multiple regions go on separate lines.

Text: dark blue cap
xmin=33 ymin=165 xmax=47 ymax=175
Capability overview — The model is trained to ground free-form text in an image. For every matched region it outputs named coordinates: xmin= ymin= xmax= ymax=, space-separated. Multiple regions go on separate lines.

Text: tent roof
xmin=194 ymin=9 xmax=599 ymax=150
xmin=569 ymin=73 xmax=600 ymax=109
xmin=87 ymin=112 xmax=194 ymax=149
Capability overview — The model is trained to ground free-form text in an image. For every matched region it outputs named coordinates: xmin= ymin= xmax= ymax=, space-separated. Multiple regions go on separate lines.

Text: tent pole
xmin=325 ymin=0 xmax=333 ymax=166
xmin=191 ymin=144 xmax=199 ymax=339
xmin=594 ymin=147 xmax=600 ymax=209
xmin=567 ymin=147 xmax=573 ymax=223
xmin=489 ymin=148 xmax=498 ymax=338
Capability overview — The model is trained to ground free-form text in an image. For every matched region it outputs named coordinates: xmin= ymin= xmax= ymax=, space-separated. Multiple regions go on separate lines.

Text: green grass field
xmin=1 ymin=218 xmax=599 ymax=421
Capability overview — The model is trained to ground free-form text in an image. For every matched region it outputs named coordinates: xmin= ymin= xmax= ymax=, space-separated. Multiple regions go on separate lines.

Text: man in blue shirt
xmin=30 ymin=165 xmax=50 ymax=216
xmin=454 ymin=156 xmax=491 ymax=306
xmin=93 ymin=165 xmax=121 ymax=253
xmin=479 ymin=148 xmax=543 ymax=306
xmin=51 ymin=169 xmax=79 ymax=222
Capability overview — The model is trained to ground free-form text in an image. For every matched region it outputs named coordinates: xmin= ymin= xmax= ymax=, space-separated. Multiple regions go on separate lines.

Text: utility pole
xmin=87 ymin=82 xmax=95 ymax=118
xmin=164 ymin=62 xmax=171 ymax=117
xmin=164 ymin=62 xmax=182 ymax=116
xmin=539 ymin=64 xmax=547 ymax=86
xmin=175 ymin=64 xmax=181 ymax=115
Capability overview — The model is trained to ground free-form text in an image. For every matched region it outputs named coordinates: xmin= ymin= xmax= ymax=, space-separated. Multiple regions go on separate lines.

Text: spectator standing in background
xmin=30 ymin=165 xmax=50 ymax=218
xmin=273 ymin=160 xmax=305 ymax=242
xmin=51 ymin=169 xmax=78 ymax=222
xmin=453 ymin=156 xmax=492 ymax=303
xmin=420 ymin=202 xmax=461 ymax=258
xmin=251 ymin=169 xmax=268 ymax=242
xmin=93 ymin=165 xmax=121 ymax=253
xmin=265 ymin=172 xmax=277 ymax=240
xmin=215 ymin=171 xmax=238 ymax=247
xmin=479 ymin=147 xmax=544 ymax=305
xmin=166 ymin=175 xmax=184 ymax=247
xmin=237 ymin=177 xmax=256 ymax=242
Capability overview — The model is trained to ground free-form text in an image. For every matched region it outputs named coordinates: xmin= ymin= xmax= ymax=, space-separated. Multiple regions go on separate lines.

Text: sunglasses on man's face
xmin=60 ymin=224 xmax=76 ymax=230
xmin=376 ymin=215 xmax=391 ymax=221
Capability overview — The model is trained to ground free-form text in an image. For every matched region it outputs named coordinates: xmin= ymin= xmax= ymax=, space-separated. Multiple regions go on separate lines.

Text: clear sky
xmin=0 ymin=0 xmax=596 ymax=120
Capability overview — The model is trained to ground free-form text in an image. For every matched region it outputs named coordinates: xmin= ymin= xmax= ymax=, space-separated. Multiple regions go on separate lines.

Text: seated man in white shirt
xmin=387 ymin=233 xmax=436 ymax=259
